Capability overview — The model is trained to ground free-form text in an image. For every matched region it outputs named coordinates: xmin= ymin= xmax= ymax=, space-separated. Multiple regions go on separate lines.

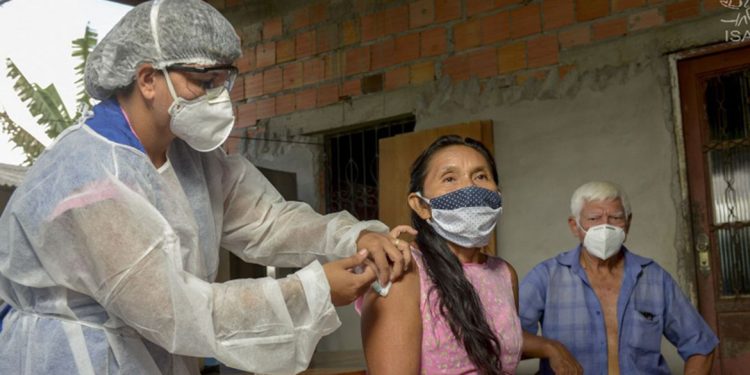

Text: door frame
xmin=670 ymin=40 xmax=750 ymax=373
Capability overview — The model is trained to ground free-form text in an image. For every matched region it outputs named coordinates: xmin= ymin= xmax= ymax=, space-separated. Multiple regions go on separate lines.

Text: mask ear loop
xmin=415 ymin=191 xmax=431 ymax=205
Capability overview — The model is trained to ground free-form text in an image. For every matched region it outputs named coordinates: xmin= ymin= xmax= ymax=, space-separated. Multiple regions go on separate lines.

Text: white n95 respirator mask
xmin=418 ymin=186 xmax=503 ymax=248
xmin=163 ymin=70 xmax=235 ymax=152
xmin=580 ymin=223 xmax=626 ymax=260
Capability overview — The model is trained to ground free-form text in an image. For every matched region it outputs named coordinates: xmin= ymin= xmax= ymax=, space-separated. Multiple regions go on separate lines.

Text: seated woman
xmin=358 ymin=135 xmax=581 ymax=374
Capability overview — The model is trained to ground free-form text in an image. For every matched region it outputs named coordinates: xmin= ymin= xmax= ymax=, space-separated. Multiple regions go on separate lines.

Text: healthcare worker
xmin=0 ymin=1 xmax=411 ymax=374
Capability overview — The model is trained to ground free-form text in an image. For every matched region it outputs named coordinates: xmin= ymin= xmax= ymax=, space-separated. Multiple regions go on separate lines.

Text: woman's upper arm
xmin=361 ymin=265 xmax=422 ymax=375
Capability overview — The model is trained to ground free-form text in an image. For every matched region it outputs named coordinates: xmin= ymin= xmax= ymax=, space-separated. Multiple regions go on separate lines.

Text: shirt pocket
xmin=626 ymin=309 xmax=662 ymax=353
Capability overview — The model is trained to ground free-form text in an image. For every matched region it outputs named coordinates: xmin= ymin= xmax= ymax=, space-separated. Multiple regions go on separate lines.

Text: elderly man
xmin=519 ymin=181 xmax=718 ymax=374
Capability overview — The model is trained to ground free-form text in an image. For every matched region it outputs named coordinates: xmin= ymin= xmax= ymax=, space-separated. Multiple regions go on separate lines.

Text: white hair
xmin=570 ymin=181 xmax=631 ymax=221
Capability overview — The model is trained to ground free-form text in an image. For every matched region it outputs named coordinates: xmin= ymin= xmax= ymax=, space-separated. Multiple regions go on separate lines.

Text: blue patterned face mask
xmin=417 ymin=186 xmax=503 ymax=248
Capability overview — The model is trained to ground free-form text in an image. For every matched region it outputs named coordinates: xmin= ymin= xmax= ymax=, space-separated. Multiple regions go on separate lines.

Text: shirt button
xmin=596 ymin=311 xmax=601 ymax=315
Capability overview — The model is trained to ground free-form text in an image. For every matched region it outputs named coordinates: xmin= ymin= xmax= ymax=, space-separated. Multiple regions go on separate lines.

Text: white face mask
xmin=580 ymin=223 xmax=626 ymax=260
xmin=418 ymin=186 xmax=503 ymax=248
xmin=163 ymin=70 xmax=235 ymax=152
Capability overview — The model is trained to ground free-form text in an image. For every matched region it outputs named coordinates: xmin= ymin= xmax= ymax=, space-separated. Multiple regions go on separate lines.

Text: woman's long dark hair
xmin=410 ymin=135 xmax=503 ymax=374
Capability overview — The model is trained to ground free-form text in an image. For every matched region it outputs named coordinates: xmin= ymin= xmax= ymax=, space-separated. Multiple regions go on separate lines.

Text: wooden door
xmin=679 ymin=44 xmax=750 ymax=374
xmin=378 ymin=121 xmax=495 ymax=254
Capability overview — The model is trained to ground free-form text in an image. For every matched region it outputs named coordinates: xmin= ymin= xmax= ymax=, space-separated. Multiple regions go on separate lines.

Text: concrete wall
xmin=214 ymin=0 xmax=741 ymax=372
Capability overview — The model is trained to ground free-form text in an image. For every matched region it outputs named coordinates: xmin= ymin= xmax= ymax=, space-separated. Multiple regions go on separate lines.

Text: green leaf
xmin=72 ymin=24 xmax=97 ymax=108
xmin=0 ymin=111 xmax=44 ymax=166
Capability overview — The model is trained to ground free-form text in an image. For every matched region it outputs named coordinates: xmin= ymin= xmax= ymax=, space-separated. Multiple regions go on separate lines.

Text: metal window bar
xmin=705 ymin=70 xmax=750 ymax=296
xmin=324 ymin=116 xmax=416 ymax=220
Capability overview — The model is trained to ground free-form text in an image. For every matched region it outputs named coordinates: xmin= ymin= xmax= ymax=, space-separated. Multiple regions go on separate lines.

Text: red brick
xmin=317 ymin=24 xmax=338 ymax=54
xmin=324 ymin=52 xmax=345 ymax=80
xmin=394 ymin=33 xmax=420 ymax=64
xmin=411 ymin=61 xmax=435 ymax=84
xmin=263 ymin=18 xmax=282 ymax=40
xmin=703 ymin=0 xmax=726 ymax=11
xmin=223 ymin=136 xmax=240 ymax=154
xmin=384 ymin=66 xmax=410 ymax=91
xmin=510 ymin=4 xmax=542 ymax=38
xmin=236 ymin=102 xmax=257 ymax=127
xmin=558 ymin=64 xmax=575 ymax=79
xmin=576 ymin=0 xmax=609 ymax=21
xmin=386 ymin=6 xmax=410 ymax=35
xmin=666 ymin=0 xmax=700 ymax=22
xmin=317 ymin=83 xmax=340 ymax=107
xmin=468 ymin=47 xmax=498 ymax=78
xmin=256 ymin=42 xmax=275 ymax=68
xmin=435 ymin=0 xmax=462 ymax=22
xmin=527 ymin=35 xmax=558 ymax=68
xmin=345 ymin=46 xmax=370 ymax=75
xmin=237 ymin=47 xmax=255 ymax=73
xmin=467 ymin=0 xmax=495 ymax=16
xmin=592 ymin=17 xmax=627 ymax=41
xmin=342 ymin=79 xmax=362 ymax=97
xmin=371 ymin=39 xmax=396 ymax=70
xmin=276 ymin=38 xmax=295 ymax=63
xmin=230 ymin=75 xmax=245 ymax=102
xmin=481 ymin=11 xmax=510 ymax=45
xmin=421 ymin=27 xmax=447 ymax=57
xmin=291 ymin=2 xmax=327 ymax=30
xmin=296 ymin=30 xmax=316 ymax=59
xmin=245 ymin=73 xmax=263 ymax=98
xmin=291 ymin=6 xmax=311 ymax=31
xmin=558 ymin=25 xmax=591 ymax=48
xmin=303 ymin=58 xmax=325 ymax=85
xmin=256 ymin=97 xmax=275 ymax=119
xmin=454 ymin=19 xmax=481 ymax=51
xmin=629 ymin=8 xmax=664 ymax=31
xmin=613 ymin=0 xmax=646 ymax=12
xmin=543 ymin=0 xmax=575 ymax=30
xmin=410 ymin=0 xmax=436 ymax=29
xmin=282 ymin=62 xmax=302 ymax=89
xmin=275 ymin=94 xmax=295 ymax=116
xmin=295 ymin=88 xmax=317 ymax=110
xmin=342 ymin=20 xmax=359 ymax=45
xmin=442 ymin=54 xmax=469 ymax=81
xmin=207 ymin=0 xmax=225 ymax=10
xmin=361 ymin=12 xmax=385 ymax=42
xmin=516 ymin=69 xmax=548 ymax=85
xmin=310 ymin=2 xmax=328 ymax=24
xmin=498 ymin=42 xmax=526 ymax=74
xmin=263 ymin=67 xmax=283 ymax=94
xmin=496 ymin=0 xmax=522 ymax=6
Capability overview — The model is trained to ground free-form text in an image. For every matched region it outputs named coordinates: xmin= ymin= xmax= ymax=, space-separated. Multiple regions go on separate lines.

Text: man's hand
xmin=323 ymin=249 xmax=377 ymax=306
xmin=357 ymin=229 xmax=415 ymax=285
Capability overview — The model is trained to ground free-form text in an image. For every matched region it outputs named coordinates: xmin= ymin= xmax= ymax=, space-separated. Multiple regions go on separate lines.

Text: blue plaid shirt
xmin=519 ymin=246 xmax=718 ymax=375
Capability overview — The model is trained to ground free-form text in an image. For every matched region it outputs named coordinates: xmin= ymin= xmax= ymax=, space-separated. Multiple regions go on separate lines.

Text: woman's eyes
xmin=442 ymin=176 xmax=456 ymax=183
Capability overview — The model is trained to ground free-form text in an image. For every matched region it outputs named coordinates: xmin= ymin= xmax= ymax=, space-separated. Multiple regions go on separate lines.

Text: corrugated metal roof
xmin=0 ymin=163 xmax=26 ymax=188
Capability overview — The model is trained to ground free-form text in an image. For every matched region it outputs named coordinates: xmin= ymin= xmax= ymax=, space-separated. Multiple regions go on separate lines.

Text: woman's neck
xmin=447 ymin=243 xmax=487 ymax=264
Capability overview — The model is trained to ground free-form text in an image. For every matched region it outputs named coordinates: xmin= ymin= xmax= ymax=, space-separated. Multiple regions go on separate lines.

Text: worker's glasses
xmin=166 ymin=64 xmax=239 ymax=93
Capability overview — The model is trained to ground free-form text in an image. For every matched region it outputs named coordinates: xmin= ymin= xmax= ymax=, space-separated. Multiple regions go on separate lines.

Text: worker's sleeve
xmin=219 ymin=153 xmax=388 ymax=267
xmin=29 ymin=177 xmax=339 ymax=374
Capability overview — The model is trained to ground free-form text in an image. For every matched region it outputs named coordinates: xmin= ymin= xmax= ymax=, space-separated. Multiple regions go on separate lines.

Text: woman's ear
xmin=135 ymin=64 xmax=159 ymax=101
xmin=408 ymin=193 xmax=431 ymax=220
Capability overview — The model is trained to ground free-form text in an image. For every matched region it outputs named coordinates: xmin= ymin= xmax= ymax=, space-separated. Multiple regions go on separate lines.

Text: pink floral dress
xmin=413 ymin=249 xmax=522 ymax=374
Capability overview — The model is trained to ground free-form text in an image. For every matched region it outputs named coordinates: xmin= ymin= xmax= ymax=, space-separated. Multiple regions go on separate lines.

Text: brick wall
xmin=213 ymin=0 xmax=726 ymax=137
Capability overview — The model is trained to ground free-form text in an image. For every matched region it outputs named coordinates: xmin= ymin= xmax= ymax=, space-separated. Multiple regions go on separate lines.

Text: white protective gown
xmin=0 ymin=123 xmax=387 ymax=374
